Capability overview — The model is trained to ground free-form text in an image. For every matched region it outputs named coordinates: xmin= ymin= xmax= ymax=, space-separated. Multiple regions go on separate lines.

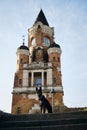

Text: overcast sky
xmin=0 ymin=0 xmax=87 ymax=113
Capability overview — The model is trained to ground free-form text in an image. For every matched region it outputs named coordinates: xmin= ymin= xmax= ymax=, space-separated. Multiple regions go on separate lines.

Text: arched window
xmin=31 ymin=38 xmax=36 ymax=46
xmin=43 ymin=37 xmax=50 ymax=46
xmin=38 ymin=25 xmax=41 ymax=28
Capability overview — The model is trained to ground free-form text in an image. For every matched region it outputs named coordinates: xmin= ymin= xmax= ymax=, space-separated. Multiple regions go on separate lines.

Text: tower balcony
xmin=23 ymin=62 xmax=52 ymax=70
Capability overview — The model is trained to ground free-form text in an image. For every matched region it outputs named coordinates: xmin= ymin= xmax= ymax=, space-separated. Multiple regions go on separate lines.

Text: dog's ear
xmin=36 ymin=86 xmax=38 ymax=92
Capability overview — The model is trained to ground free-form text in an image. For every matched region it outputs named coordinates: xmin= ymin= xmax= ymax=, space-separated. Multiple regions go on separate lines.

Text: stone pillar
xmin=31 ymin=72 xmax=34 ymax=86
xmin=47 ymin=68 xmax=52 ymax=86
xmin=23 ymin=70 xmax=28 ymax=87
xmin=42 ymin=71 xmax=44 ymax=86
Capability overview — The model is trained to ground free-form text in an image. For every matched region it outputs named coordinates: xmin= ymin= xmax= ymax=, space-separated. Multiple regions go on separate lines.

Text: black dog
xmin=36 ymin=86 xmax=52 ymax=113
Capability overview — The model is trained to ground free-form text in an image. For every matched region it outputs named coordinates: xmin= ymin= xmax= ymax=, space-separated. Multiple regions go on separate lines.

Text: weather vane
xmin=22 ymin=35 xmax=25 ymax=45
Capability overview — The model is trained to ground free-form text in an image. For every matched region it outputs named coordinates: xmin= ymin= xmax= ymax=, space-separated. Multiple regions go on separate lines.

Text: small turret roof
xmin=18 ymin=42 xmax=29 ymax=50
xmin=49 ymin=42 xmax=60 ymax=48
xmin=34 ymin=9 xmax=49 ymax=26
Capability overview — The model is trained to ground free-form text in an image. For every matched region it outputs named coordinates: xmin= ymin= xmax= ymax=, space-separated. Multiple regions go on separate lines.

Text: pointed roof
xmin=34 ymin=9 xmax=49 ymax=26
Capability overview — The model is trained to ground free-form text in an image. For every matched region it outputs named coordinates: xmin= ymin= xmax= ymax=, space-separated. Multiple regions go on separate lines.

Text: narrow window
xmin=58 ymin=57 xmax=60 ymax=62
xmin=20 ymin=58 xmax=23 ymax=64
xmin=53 ymin=57 xmax=56 ymax=62
xmin=38 ymin=25 xmax=41 ymax=28
xmin=17 ymin=107 xmax=21 ymax=114
xmin=19 ymin=79 xmax=22 ymax=85
xmin=53 ymin=77 xmax=56 ymax=86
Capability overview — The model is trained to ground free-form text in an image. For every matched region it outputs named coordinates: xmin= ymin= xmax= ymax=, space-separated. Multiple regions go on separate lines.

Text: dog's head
xmin=36 ymin=86 xmax=42 ymax=99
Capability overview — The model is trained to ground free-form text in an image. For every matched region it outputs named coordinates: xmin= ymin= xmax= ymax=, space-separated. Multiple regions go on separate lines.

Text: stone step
xmin=0 ymin=111 xmax=87 ymax=130
xmin=0 ymin=118 xmax=87 ymax=128
xmin=1 ymin=124 xmax=87 ymax=130
xmin=1 ymin=111 xmax=87 ymax=121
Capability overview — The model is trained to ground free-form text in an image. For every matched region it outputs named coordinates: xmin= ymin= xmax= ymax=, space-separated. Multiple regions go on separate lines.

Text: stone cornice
xmin=28 ymin=22 xmax=54 ymax=37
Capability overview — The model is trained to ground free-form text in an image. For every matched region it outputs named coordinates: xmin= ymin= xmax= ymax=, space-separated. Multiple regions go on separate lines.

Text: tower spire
xmin=34 ymin=9 xmax=49 ymax=26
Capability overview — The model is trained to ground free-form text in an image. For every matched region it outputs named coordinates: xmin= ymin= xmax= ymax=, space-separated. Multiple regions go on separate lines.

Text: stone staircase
xmin=0 ymin=111 xmax=87 ymax=130
xmin=29 ymin=103 xmax=40 ymax=114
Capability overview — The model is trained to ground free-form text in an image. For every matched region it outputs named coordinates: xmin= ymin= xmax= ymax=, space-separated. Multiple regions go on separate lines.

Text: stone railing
xmin=23 ymin=62 xmax=52 ymax=69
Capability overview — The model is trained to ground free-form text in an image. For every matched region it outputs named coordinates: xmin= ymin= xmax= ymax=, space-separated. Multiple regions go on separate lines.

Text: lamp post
xmin=51 ymin=78 xmax=56 ymax=113
xmin=51 ymin=88 xmax=55 ymax=113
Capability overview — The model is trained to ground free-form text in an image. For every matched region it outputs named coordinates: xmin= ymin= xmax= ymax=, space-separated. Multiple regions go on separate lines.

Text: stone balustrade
xmin=23 ymin=62 xmax=52 ymax=69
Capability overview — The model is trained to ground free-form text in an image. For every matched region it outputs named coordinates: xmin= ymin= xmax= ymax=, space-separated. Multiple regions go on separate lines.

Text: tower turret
xmin=48 ymin=41 xmax=62 ymax=86
xmin=16 ymin=42 xmax=29 ymax=71
xmin=48 ymin=42 xmax=61 ymax=68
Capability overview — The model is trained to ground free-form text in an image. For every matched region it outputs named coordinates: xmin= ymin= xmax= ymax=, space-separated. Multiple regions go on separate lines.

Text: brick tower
xmin=11 ymin=10 xmax=64 ymax=114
